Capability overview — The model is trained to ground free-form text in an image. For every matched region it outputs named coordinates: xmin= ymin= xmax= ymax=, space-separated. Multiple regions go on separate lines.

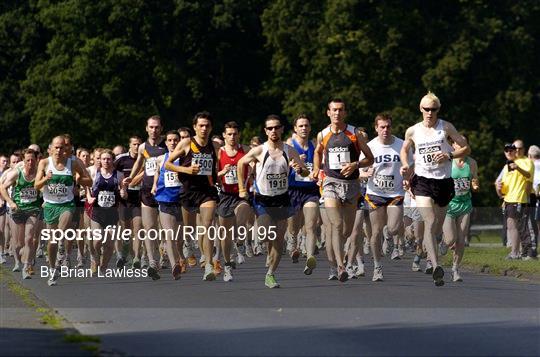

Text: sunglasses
xmin=265 ymin=125 xmax=282 ymax=131
xmin=422 ymin=107 xmax=439 ymax=113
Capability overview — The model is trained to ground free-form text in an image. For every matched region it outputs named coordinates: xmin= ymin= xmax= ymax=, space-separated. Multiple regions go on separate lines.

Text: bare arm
xmin=164 ymin=138 xmax=199 ymax=175
xmin=469 ymin=157 xmax=480 ymax=192
xmin=312 ymin=132 xmax=324 ymax=180
xmin=152 ymin=155 xmax=164 ymax=195
xmin=400 ymin=127 xmax=414 ymax=180
xmin=73 ymin=160 xmax=93 ymax=187
xmin=124 ymin=143 xmax=146 ymax=185
xmin=237 ymin=146 xmax=263 ymax=197
xmin=34 ymin=159 xmax=50 ymax=191
xmin=287 ymin=144 xmax=309 ymax=177
xmin=446 ymin=122 xmax=470 ymax=159
xmin=0 ymin=170 xmax=19 ymax=209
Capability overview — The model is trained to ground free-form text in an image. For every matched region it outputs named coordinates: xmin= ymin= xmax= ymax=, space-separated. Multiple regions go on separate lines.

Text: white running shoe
xmin=22 ymin=265 xmax=31 ymax=280
xmin=203 ymin=263 xmax=215 ymax=281
xmin=425 ymin=260 xmax=433 ymax=274
xmin=253 ymin=245 xmax=263 ymax=256
xmin=223 ymin=265 xmax=233 ymax=282
xmin=355 ymin=263 xmax=365 ymax=277
xmin=346 ymin=264 xmax=356 ymax=280
xmin=245 ymin=244 xmax=254 ymax=258
xmin=141 ymin=255 xmax=149 ymax=269
xmin=398 ymin=244 xmax=405 ymax=257
xmin=76 ymin=254 xmax=85 ymax=268
xmin=199 ymin=254 xmax=206 ymax=264
xmin=12 ymin=262 xmax=21 ymax=272
xmin=47 ymin=268 xmax=60 ymax=286
xmin=328 ymin=266 xmax=338 ymax=280
xmin=372 ymin=266 xmax=384 ymax=282
xmin=236 ymin=252 xmax=245 ymax=265
xmin=391 ymin=248 xmax=400 ymax=260
xmin=0 ymin=255 xmax=5 ymax=264
xmin=452 ymin=269 xmax=463 ymax=282
xmin=412 ymin=261 xmax=421 ymax=272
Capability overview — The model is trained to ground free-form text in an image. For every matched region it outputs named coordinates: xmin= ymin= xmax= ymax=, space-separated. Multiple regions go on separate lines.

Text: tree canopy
xmin=0 ymin=0 xmax=538 ymax=205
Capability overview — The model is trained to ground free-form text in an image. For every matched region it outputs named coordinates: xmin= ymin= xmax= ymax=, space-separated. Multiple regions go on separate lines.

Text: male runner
xmin=313 ymin=98 xmax=374 ymax=282
xmin=115 ymin=136 xmax=144 ymax=268
xmin=216 ymin=121 xmax=252 ymax=281
xmin=400 ymin=92 xmax=470 ymax=286
xmin=286 ymin=114 xmax=320 ymax=274
xmin=123 ymin=116 xmax=166 ymax=280
xmin=0 ymin=149 xmax=42 ymax=278
xmin=165 ymin=111 xmax=220 ymax=281
xmin=35 ymin=136 xmax=92 ymax=286
xmin=237 ymin=114 xmax=309 ymax=288
xmin=363 ymin=113 xmax=405 ymax=281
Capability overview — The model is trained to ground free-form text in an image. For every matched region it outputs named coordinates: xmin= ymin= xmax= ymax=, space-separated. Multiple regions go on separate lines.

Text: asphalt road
xmin=6 ymin=251 xmax=540 ymax=356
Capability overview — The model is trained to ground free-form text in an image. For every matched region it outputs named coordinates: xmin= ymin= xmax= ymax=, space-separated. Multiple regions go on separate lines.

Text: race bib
xmin=145 ymin=158 xmax=158 ymax=176
xmin=20 ymin=187 xmax=38 ymax=204
xmin=328 ymin=149 xmax=351 ymax=170
xmin=224 ymin=166 xmax=238 ymax=185
xmin=373 ymin=174 xmax=395 ymax=193
xmin=295 ymin=162 xmax=313 ymax=182
xmin=97 ymin=190 xmax=115 ymax=207
xmin=47 ymin=183 xmax=68 ymax=200
xmin=266 ymin=173 xmax=288 ymax=195
xmin=192 ymin=154 xmax=213 ymax=176
xmin=418 ymin=145 xmax=441 ymax=167
xmin=454 ymin=177 xmax=470 ymax=196
xmin=164 ymin=171 xmax=181 ymax=187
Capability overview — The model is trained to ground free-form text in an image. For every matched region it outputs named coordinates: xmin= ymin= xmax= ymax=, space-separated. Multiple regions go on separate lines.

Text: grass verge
xmin=444 ymin=246 xmax=540 ymax=280
xmin=0 ymin=266 xmax=101 ymax=354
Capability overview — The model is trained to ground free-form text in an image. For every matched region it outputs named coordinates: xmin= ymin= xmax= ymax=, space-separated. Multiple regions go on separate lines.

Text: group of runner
xmin=0 ymin=92 xmax=476 ymax=288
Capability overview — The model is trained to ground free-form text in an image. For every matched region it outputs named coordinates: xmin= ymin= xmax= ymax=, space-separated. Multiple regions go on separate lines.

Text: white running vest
xmin=366 ymin=136 xmax=405 ymax=197
xmin=413 ymin=119 xmax=452 ymax=179
xmin=43 ymin=157 xmax=75 ymax=204
xmin=255 ymin=143 xmax=289 ymax=196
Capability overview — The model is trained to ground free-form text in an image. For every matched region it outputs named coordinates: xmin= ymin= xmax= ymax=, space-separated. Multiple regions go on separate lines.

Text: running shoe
xmin=147 ymin=263 xmax=161 ymax=281
xmin=213 ymin=260 xmax=223 ymax=275
xmin=116 ymin=256 xmax=126 ymax=269
xmin=180 ymin=259 xmax=187 ymax=274
xmin=346 ymin=264 xmax=356 ymax=279
xmin=236 ymin=252 xmax=245 ymax=265
xmin=187 ymin=255 xmax=197 ymax=267
xmin=223 ymin=265 xmax=233 ymax=282
xmin=391 ymin=248 xmax=400 ymax=260
xmin=452 ymin=269 xmax=463 ymax=282
xmin=36 ymin=246 xmax=44 ymax=258
xmin=328 ymin=267 xmax=338 ymax=280
xmin=425 ymin=259 xmax=433 ymax=275
xmin=265 ymin=274 xmax=279 ymax=288
xmin=412 ymin=255 xmax=422 ymax=272
xmin=398 ymin=244 xmax=405 ymax=257
xmin=338 ymin=266 xmax=348 ymax=282
xmin=62 ymin=256 xmax=71 ymax=269
xmin=160 ymin=253 xmax=169 ymax=270
xmin=433 ymin=266 xmax=445 ymax=287
xmin=22 ymin=265 xmax=31 ymax=280
xmin=372 ymin=266 xmax=384 ymax=282
xmin=355 ymin=263 xmax=365 ymax=277
xmin=203 ymin=263 xmax=216 ymax=281
xmin=291 ymin=249 xmax=300 ymax=264
xmin=12 ymin=262 xmax=21 ymax=272
xmin=304 ymin=256 xmax=317 ymax=275
xmin=0 ymin=255 xmax=5 ymax=264
xmin=253 ymin=245 xmax=263 ymax=256
xmin=47 ymin=268 xmax=59 ymax=286
xmin=171 ymin=263 xmax=181 ymax=280
xmin=245 ymin=244 xmax=254 ymax=258
xmin=132 ymin=257 xmax=141 ymax=269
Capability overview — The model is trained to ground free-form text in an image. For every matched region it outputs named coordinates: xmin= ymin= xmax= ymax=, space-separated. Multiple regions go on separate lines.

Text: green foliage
xmin=0 ymin=0 xmax=538 ymax=206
